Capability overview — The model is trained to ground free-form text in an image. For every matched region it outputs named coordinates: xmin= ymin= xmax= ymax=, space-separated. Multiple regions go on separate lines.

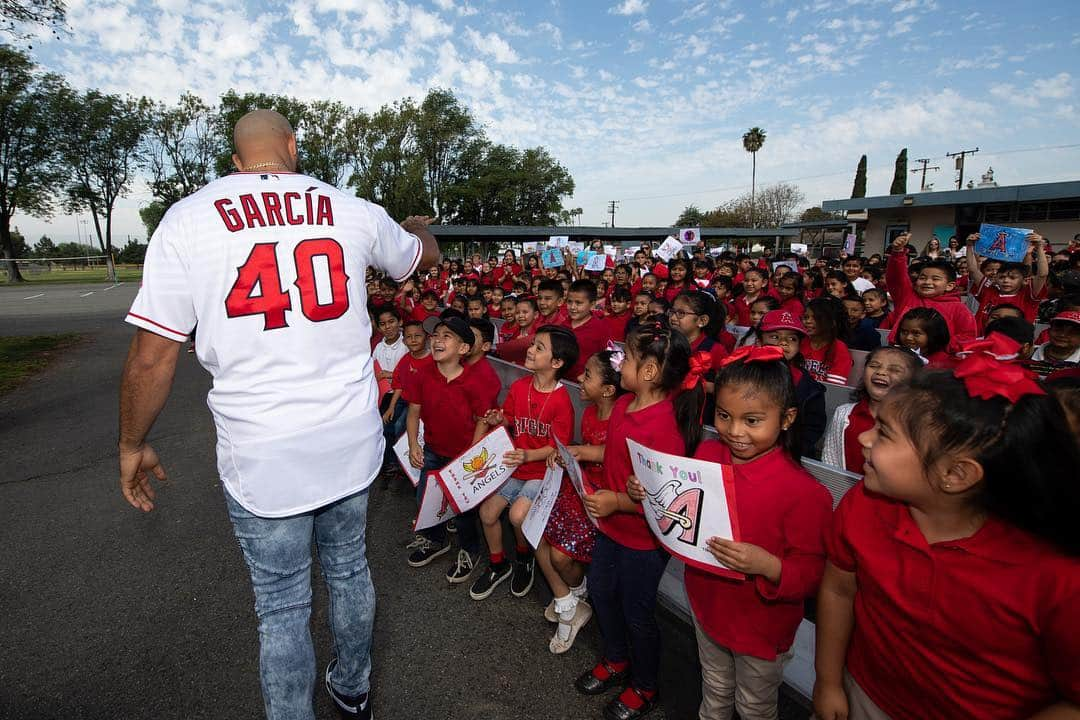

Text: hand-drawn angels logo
xmin=644 ymin=479 xmax=703 ymax=546
xmin=462 ymin=448 xmax=499 ymax=486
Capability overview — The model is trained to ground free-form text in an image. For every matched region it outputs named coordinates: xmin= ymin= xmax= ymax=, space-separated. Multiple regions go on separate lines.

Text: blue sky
xmin=15 ymin=0 xmax=1080 ymax=244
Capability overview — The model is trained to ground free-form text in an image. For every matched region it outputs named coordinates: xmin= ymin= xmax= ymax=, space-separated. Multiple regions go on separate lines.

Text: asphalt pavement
xmin=0 ymin=282 xmax=809 ymax=720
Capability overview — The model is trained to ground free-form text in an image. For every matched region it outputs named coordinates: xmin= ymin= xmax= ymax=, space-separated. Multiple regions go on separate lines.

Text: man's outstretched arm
xmin=118 ymin=329 xmax=182 ymax=512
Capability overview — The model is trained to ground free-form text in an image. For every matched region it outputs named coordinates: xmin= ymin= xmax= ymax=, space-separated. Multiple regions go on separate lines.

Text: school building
xmin=819 ymin=180 xmax=1080 ymax=256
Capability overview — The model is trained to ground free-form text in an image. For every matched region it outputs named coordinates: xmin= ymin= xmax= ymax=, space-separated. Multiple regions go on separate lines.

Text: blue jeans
xmin=380 ymin=396 xmax=407 ymax=466
xmin=417 ymin=446 xmax=481 ymax=554
xmin=225 ymin=489 xmax=375 ymax=720
xmin=587 ymin=533 xmax=669 ymax=692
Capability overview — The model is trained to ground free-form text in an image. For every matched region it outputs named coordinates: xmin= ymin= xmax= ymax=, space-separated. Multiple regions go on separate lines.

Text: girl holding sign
xmin=629 ymin=347 xmax=832 ymax=720
xmin=813 ymin=352 xmax=1080 ymax=720
xmin=574 ymin=320 xmax=705 ymax=720
xmin=538 ymin=349 xmax=624 ymax=654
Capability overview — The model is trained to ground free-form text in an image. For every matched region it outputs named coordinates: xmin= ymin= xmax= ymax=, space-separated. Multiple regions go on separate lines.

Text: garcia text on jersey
xmin=214 ymin=190 xmax=335 ymax=232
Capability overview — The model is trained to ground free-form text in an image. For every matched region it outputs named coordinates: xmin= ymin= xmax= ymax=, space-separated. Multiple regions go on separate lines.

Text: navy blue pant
xmin=587 ymin=533 xmax=669 ymax=692
xmin=417 ymin=447 xmax=481 ymax=554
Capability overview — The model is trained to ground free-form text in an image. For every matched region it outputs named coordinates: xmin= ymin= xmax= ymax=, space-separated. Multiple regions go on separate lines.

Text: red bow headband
xmin=682 ymin=351 xmax=713 ymax=390
xmin=718 ymin=344 xmax=786 ymax=367
xmin=953 ymin=333 xmax=1045 ymax=403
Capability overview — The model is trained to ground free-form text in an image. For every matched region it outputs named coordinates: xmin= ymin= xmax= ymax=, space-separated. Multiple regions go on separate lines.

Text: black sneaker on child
xmin=510 ymin=555 xmax=535 ymax=597
xmin=445 ymin=549 xmax=477 ymax=584
xmin=469 ymin=561 xmax=512 ymax=600
xmin=407 ymin=537 xmax=450 ymax=567
xmin=325 ymin=659 xmax=372 ymax=720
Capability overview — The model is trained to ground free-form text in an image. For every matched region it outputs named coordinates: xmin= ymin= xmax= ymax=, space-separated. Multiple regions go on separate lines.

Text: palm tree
xmin=742 ymin=127 xmax=767 ymax=227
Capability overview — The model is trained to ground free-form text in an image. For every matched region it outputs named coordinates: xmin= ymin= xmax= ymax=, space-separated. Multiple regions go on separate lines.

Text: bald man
xmin=118 ymin=109 xmax=439 ymax=720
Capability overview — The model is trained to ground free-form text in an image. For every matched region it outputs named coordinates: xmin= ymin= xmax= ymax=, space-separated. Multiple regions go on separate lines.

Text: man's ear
xmin=232 ymin=153 xmax=244 ymax=171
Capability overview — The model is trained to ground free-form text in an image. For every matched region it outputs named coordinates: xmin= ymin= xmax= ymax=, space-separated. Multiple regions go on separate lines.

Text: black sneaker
xmin=325 ymin=659 xmax=372 ymax=719
xmin=407 ymin=537 xmax=450 ymax=567
xmin=445 ymin=549 xmax=477 ymax=584
xmin=510 ymin=555 xmax=535 ymax=597
xmin=446 ymin=518 xmax=457 ymax=534
xmin=469 ymin=561 xmax=512 ymax=600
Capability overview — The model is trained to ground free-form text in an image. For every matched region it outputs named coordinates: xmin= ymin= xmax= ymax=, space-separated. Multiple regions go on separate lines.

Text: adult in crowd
xmin=117 ymin=110 xmax=438 ymax=720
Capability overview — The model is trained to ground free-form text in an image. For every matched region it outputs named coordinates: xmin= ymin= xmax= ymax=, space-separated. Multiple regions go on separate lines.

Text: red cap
xmin=651 ymin=263 xmax=669 ymax=279
xmin=1052 ymin=310 xmax=1080 ymax=326
xmin=759 ymin=309 xmax=807 ymax=336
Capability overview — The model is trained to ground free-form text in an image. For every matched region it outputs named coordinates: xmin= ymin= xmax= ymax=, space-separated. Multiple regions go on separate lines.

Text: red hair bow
xmin=953 ymin=333 xmax=1045 ymax=403
xmin=718 ymin=344 xmax=785 ymax=367
xmin=682 ymin=351 xmax=713 ymax=389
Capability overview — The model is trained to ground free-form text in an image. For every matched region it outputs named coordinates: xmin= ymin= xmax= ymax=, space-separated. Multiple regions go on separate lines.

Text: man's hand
xmin=401 ymin=215 xmax=436 ymax=234
xmin=119 ymin=443 xmax=167 ymax=512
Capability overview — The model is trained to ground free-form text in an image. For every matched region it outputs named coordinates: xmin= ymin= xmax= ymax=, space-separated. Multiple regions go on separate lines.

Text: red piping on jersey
xmin=393 ymin=236 xmax=424 ymax=283
xmin=127 ymin=312 xmax=191 ymax=337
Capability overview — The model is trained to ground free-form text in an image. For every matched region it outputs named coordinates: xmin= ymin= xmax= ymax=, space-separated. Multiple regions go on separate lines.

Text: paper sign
xmin=521 ymin=465 xmax=564 ymax=548
xmin=393 ymin=421 xmax=424 ymax=487
xmin=772 ymin=260 xmax=798 ymax=273
xmin=522 ymin=241 xmax=538 ymax=253
xmin=976 ymin=223 xmax=1032 ymax=262
xmin=555 ymin=437 xmax=597 ymax=526
xmin=604 ymin=245 xmax=617 ymax=257
xmin=548 ymin=235 xmax=570 ymax=248
xmin=568 ymin=241 xmax=585 ymax=253
xmin=843 ymin=233 xmax=857 ymax=256
xmin=680 ymin=227 xmax=701 ymax=245
xmin=585 ymin=253 xmax=607 ymax=272
xmin=654 ymin=236 xmax=683 ymax=263
xmin=541 ymin=248 xmax=564 ymax=268
xmin=627 ymin=438 xmax=743 ymax=579
xmin=434 ymin=426 xmax=516 ymax=514
xmin=791 ymin=242 xmax=808 ymax=255
xmin=414 ymin=474 xmax=456 ymax=530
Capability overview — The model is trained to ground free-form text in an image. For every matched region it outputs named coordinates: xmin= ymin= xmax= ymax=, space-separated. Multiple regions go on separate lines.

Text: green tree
xmin=0 ymin=46 xmax=65 ymax=281
xmin=742 ymin=127 xmax=766 ymax=227
xmin=2 ymin=0 xmax=65 ymax=39
xmin=799 ymin=206 xmax=838 ymax=222
xmin=299 ymin=99 xmax=354 ymax=187
xmin=9 ymin=226 xmax=27 ymax=256
xmin=139 ymin=200 xmax=167 ymax=239
xmin=676 ymin=204 xmax=705 ymax=226
xmin=347 ymin=99 xmax=431 ymax=219
xmin=32 ymin=233 xmax=55 ymax=257
xmin=890 ymin=148 xmax=908 ymax=195
xmin=117 ymin=238 xmax=147 ymax=264
xmin=143 ymin=92 xmax=220 ymax=206
xmin=851 ymin=154 xmax=867 ymax=199
xmin=416 ymin=88 xmax=478 ymax=217
xmin=215 ymin=90 xmax=308 ymax=176
xmin=58 ymin=89 xmax=149 ymax=281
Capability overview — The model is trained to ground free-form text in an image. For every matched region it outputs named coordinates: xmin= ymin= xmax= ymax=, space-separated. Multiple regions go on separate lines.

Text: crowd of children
xmin=363 ymin=233 xmax=1080 ymax=720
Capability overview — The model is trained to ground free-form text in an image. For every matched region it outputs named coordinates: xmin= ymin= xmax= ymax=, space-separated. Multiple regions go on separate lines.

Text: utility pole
xmin=910 ymin=158 xmax=940 ymax=191
xmin=945 ymin=148 xmax=979 ymax=190
xmin=607 ymin=200 xmax=619 ymax=228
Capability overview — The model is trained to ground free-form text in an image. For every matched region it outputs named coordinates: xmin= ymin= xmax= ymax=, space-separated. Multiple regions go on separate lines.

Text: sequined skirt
xmin=543 ymin=477 xmax=597 ymax=562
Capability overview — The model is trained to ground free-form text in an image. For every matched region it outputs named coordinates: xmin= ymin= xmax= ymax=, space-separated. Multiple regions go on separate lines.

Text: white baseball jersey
xmin=126 ymin=171 xmax=423 ymax=517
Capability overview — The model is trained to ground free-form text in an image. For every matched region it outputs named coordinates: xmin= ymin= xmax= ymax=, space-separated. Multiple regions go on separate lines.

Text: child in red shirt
xmin=573 ymin=321 xmax=706 ymax=720
xmin=801 ymin=297 xmax=853 ymax=385
xmin=669 ymin=289 xmax=729 ymax=397
xmin=732 ymin=267 xmax=770 ymax=326
xmin=881 ymin=233 xmax=976 ymax=349
xmin=630 ymin=348 xmax=832 ymax=720
xmin=896 ymin=307 xmax=954 ymax=368
xmin=814 ymin=353 xmax=1080 ymax=720
xmin=472 ymin=326 xmax=578 ymax=600
xmin=965 ymin=231 xmax=1049 ymax=330
xmin=564 ymin=279 xmax=612 ymax=379
xmin=539 ymin=349 xmax=624 ymax=654
xmin=604 ymin=286 xmax=633 ymax=342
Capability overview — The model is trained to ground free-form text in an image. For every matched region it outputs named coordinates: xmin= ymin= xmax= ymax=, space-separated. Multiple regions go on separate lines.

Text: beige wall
xmin=861 ymin=208 xmax=1080 ymax=256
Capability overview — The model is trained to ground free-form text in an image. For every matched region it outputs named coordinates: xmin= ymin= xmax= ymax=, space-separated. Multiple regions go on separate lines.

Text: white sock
xmin=570 ymin=578 xmax=587 ymax=599
xmin=555 ymin=593 xmax=578 ymax=641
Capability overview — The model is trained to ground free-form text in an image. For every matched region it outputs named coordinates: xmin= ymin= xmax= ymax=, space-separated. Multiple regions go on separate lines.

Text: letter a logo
xmin=989 ymin=231 xmax=1009 ymax=255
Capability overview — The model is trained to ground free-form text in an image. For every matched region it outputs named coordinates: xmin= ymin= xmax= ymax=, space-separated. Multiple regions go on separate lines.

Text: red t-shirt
xmin=972 ymin=277 xmax=1046 ymax=330
xmin=391 ymin=351 xmax=434 ymax=397
xmin=565 ymin=315 xmax=612 ymax=379
xmin=501 ymin=377 xmax=574 ymax=480
xmin=829 ymin=483 xmax=1080 ymax=720
xmin=580 ymin=404 xmax=609 ymax=490
xmin=800 ymin=338 xmax=853 ymax=385
xmin=403 ymin=360 xmax=499 ymax=458
xmin=604 ymin=310 xmax=632 ymax=342
xmin=842 ymin=399 xmax=874 ymax=474
xmin=596 ymin=394 xmax=684 ymax=550
xmin=778 ymin=297 xmax=805 ymax=319
xmin=409 ymin=305 xmax=441 ymax=323
xmin=685 ymin=442 xmax=832 ymax=660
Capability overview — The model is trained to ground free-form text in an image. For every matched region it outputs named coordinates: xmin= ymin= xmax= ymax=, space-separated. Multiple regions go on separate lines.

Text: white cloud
xmin=609 ymin=0 xmax=648 ymax=16
xmin=407 ymin=6 xmax=451 ymax=40
xmin=626 ymin=39 xmax=645 ymax=53
xmin=598 ymin=69 xmax=615 ymax=81
xmin=671 ymin=2 xmax=708 ymax=24
xmin=633 ymin=76 xmax=659 ymax=88
xmin=887 ymin=14 xmax=917 ymax=36
xmin=464 ymin=28 xmax=521 ymax=63
xmin=537 ymin=21 xmax=563 ymax=50
xmin=633 ymin=18 xmax=652 ymax=32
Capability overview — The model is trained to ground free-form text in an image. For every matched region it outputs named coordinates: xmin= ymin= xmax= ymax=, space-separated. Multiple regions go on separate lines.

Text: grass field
xmin=1 ymin=266 xmax=143 ymax=285
xmin=0 ymin=334 xmax=82 ymax=395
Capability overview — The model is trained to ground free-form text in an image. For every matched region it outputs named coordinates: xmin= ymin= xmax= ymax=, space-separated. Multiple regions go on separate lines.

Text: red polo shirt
xmin=685 ymin=442 xmax=832 ymax=660
xmin=604 ymin=310 xmax=632 ymax=342
xmin=829 ymin=483 xmax=1080 ymax=720
xmin=404 ymin=360 xmax=499 ymax=458
xmin=596 ymin=394 xmax=684 ymax=550
xmin=565 ymin=314 xmax=612 ymax=379
xmin=972 ymin=276 xmax=1046 ymax=330
xmin=391 ymin=351 xmax=434 ymax=397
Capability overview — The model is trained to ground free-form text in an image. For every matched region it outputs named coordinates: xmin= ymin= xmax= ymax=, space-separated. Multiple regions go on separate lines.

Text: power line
xmin=910 ymin=158 xmax=940 ymax=191
xmin=946 ymin=147 xmax=979 ymax=190
xmin=607 ymin=200 xmax=619 ymax=227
